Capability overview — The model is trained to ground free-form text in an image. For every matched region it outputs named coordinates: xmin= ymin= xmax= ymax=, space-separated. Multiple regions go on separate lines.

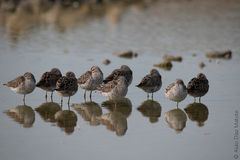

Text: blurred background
xmin=0 ymin=0 xmax=240 ymax=160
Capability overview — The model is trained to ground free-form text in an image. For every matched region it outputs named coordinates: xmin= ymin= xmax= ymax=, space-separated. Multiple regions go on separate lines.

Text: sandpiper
xmin=103 ymin=65 xmax=133 ymax=86
xmin=78 ymin=66 xmax=103 ymax=100
xmin=3 ymin=72 xmax=36 ymax=104
xmin=97 ymin=76 xmax=128 ymax=100
xmin=165 ymin=79 xmax=187 ymax=107
xmin=187 ymin=73 xmax=209 ymax=102
xmin=136 ymin=69 xmax=162 ymax=99
xmin=55 ymin=72 xmax=78 ymax=106
xmin=36 ymin=68 xmax=62 ymax=101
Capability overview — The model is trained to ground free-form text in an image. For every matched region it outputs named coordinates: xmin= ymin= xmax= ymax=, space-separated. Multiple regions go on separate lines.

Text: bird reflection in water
xmin=99 ymin=98 xmax=132 ymax=136
xmin=101 ymin=97 xmax=132 ymax=118
xmin=184 ymin=102 xmax=209 ymax=127
xmin=164 ymin=107 xmax=187 ymax=133
xmin=72 ymin=101 xmax=102 ymax=126
xmin=35 ymin=102 xmax=61 ymax=123
xmin=54 ymin=109 xmax=77 ymax=135
xmin=137 ymin=99 xmax=161 ymax=123
xmin=4 ymin=105 xmax=35 ymax=128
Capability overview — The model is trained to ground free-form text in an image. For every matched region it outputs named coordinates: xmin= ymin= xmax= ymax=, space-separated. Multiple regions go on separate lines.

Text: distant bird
xmin=3 ymin=72 xmax=36 ymax=104
xmin=55 ymin=72 xmax=78 ymax=106
xmin=103 ymin=65 xmax=133 ymax=86
xmin=187 ymin=73 xmax=209 ymax=102
xmin=97 ymin=76 xmax=128 ymax=100
xmin=136 ymin=69 xmax=162 ymax=99
xmin=36 ymin=68 xmax=62 ymax=101
xmin=165 ymin=79 xmax=187 ymax=107
xmin=78 ymin=66 xmax=103 ymax=100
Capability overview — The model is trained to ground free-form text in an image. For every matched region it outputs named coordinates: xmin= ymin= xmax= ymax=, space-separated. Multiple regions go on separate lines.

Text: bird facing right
xmin=165 ymin=79 xmax=187 ymax=107
xmin=136 ymin=69 xmax=162 ymax=99
xmin=187 ymin=73 xmax=209 ymax=102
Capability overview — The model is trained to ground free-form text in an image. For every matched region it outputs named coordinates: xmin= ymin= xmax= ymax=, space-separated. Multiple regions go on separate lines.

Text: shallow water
xmin=0 ymin=0 xmax=240 ymax=160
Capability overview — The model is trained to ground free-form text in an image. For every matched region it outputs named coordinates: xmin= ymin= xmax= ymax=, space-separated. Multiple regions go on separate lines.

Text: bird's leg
xmin=23 ymin=94 xmax=26 ymax=105
xmin=84 ymin=90 xmax=86 ymax=101
xmin=50 ymin=91 xmax=53 ymax=102
xmin=45 ymin=91 xmax=48 ymax=102
xmin=68 ymin=99 xmax=70 ymax=110
xmin=68 ymin=96 xmax=71 ymax=106
xmin=177 ymin=102 xmax=179 ymax=108
xmin=114 ymin=101 xmax=117 ymax=110
xmin=199 ymin=97 xmax=201 ymax=103
xmin=61 ymin=97 xmax=63 ymax=107
xmin=194 ymin=97 xmax=196 ymax=103
xmin=151 ymin=93 xmax=153 ymax=100
xmin=90 ymin=90 xmax=92 ymax=101
xmin=147 ymin=93 xmax=149 ymax=99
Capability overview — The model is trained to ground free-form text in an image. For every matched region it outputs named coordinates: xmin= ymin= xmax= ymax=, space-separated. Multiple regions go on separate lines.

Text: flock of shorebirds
xmin=3 ymin=65 xmax=209 ymax=106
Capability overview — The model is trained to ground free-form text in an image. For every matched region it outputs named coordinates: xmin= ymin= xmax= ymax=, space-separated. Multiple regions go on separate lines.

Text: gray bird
xmin=136 ymin=69 xmax=162 ymax=99
xmin=103 ymin=65 xmax=133 ymax=86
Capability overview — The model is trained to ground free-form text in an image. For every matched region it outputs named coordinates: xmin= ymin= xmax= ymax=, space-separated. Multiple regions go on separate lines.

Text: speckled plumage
xmin=187 ymin=73 xmax=209 ymax=102
xmin=55 ymin=72 xmax=78 ymax=105
xmin=136 ymin=69 xmax=162 ymax=99
xmin=97 ymin=76 xmax=128 ymax=100
xmin=103 ymin=65 xmax=132 ymax=86
xmin=36 ymin=68 xmax=62 ymax=100
xmin=78 ymin=66 xmax=103 ymax=100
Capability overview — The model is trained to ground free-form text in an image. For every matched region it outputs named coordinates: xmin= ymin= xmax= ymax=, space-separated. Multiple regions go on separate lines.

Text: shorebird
xmin=187 ymin=73 xmax=209 ymax=102
xmin=55 ymin=72 xmax=78 ymax=106
xmin=36 ymin=68 xmax=62 ymax=101
xmin=103 ymin=65 xmax=133 ymax=86
xmin=3 ymin=72 xmax=36 ymax=104
xmin=136 ymin=69 xmax=162 ymax=99
xmin=97 ymin=76 xmax=128 ymax=100
xmin=165 ymin=79 xmax=187 ymax=107
xmin=78 ymin=66 xmax=103 ymax=100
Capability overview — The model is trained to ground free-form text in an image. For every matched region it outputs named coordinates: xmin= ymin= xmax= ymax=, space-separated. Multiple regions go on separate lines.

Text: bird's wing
xmin=68 ymin=78 xmax=78 ymax=90
xmin=165 ymin=82 xmax=175 ymax=93
xmin=98 ymin=80 xmax=118 ymax=92
xmin=36 ymin=72 xmax=50 ymax=87
xmin=136 ymin=74 xmax=152 ymax=87
xmin=103 ymin=69 xmax=122 ymax=83
xmin=78 ymin=71 xmax=91 ymax=84
xmin=55 ymin=77 xmax=68 ymax=91
xmin=187 ymin=78 xmax=199 ymax=90
xmin=4 ymin=76 xmax=25 ymax=88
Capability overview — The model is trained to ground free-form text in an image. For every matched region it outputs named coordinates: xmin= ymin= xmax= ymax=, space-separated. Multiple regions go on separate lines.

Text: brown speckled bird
xmin=187 ymin=73 xmax=209 ymax=102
